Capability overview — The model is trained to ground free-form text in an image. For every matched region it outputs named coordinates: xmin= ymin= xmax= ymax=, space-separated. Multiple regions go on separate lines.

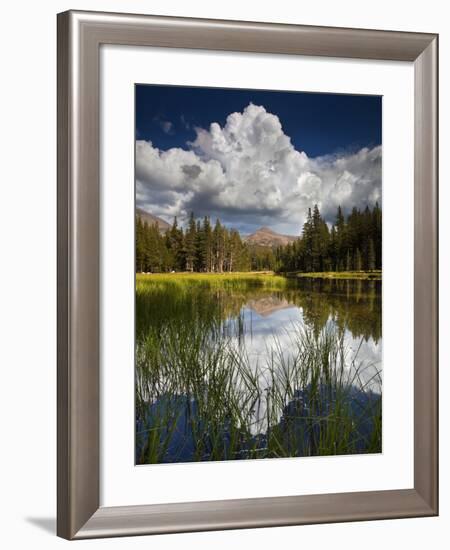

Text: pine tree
xmin=184 ymin=212 xmax=197 ymax=272
xmin=367 ymin=238 xmax=376 ymax=271
xmin=213 ymin=219 xmax=225 ymax=273
xmin=311 ymin=204 xmax=322 ymax=271
xmin=302 ymin=208 xmax=313 ymax=271
xmin=194 ymin=220 xmax=204 ymax=271
xmin=354 ymin=248 xmax=362 ymax=271
xmin=329 ymin=226 xmax=337 ymax=271
xmin=146 ymin=224 xmax=164 ymax=272
xmin=346 ymin=249 xmax=352 ymax=271
xmin=135 ymin=216 xmax=145 ymax=272
xmin=202 ymin=216 xmax=213 ymax=272
xmin=167 ymin=217 xmax=179 ymax=270
xmin=335 ymin=205 xmax=346 ymax=271
xmin=373 ymin=202 xmax=382 ymax=269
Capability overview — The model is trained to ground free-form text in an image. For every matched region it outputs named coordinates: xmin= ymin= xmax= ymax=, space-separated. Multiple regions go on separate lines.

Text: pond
xmin=222 ymin=279 xmax=381 ymax=392
xmin=135 ymin=275 xmax=382 ymax=464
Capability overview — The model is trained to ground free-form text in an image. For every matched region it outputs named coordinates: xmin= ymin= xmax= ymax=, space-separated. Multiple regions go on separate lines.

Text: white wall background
xmin=0 ymin=1 xmax=447 ymax=548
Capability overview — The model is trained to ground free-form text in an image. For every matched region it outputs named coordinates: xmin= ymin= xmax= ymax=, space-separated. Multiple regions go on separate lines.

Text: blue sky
xmin=135 ymin=84 xmax=382 ymax=235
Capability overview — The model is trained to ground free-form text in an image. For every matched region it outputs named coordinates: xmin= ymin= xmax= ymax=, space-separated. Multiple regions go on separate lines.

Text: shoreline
xmin=136 ymin=270 xmax=382 ymax=281
xmin=284 ymin=270 xmax=382 ymax=280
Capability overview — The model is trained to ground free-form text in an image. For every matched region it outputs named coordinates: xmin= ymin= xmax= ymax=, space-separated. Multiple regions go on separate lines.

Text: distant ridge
xmin=136 ymin=208 xmax=170 ymax=232
xmin=244 ymin=226 xmax=297 ymax=248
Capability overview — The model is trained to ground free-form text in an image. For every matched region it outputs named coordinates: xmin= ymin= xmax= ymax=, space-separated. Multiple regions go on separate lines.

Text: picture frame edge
xmin=69 ymin=488 xmax=435 ymax=540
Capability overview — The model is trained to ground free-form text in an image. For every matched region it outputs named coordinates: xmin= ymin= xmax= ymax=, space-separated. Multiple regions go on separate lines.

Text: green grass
xmin=135 ymin=275 xmax=382 ymax=463
xmin=137 ymin=271 xmax=288 ymax=288
xmin=288 ymin=270 xmax=382 ymax=280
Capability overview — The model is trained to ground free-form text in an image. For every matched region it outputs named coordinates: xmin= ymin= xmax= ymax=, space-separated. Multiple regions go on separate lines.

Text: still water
xmin=223 ymin=279 xmax=382 ymax=394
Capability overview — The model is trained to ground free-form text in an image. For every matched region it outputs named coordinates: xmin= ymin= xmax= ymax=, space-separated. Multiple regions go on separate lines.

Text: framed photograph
xmin=57 ymin=10 xmax=438 ymax=539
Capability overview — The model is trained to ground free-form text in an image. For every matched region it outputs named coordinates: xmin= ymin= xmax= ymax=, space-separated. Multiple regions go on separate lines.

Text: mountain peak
xmin=136 ymin=208 xmax=170 ymax=232
xmin=244 ymin=226 xmax=297 ymax=248
xmin=257 ymin=226 xmax=276 ymax=234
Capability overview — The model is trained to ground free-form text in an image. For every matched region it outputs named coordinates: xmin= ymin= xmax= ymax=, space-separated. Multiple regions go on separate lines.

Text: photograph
xmin=135 ymin=85 xmax=383 ymax=464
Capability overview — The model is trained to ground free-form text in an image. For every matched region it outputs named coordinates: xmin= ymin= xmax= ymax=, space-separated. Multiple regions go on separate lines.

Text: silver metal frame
xmin=57 ymin=10 xmax=438 ymax=540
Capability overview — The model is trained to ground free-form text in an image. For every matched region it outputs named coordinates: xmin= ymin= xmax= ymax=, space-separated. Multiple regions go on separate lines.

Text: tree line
xmin=279 ymin=203 xmax=382 ymax=272
xmin=136 ymin=203 xmax=381 ymax=273
xmin=136 ymin=213 xmax=251 ymax=273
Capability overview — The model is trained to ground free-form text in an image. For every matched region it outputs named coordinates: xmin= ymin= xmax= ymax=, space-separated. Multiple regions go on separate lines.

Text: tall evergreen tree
xmin=136 ymin=216 xmax=145 ymax=272
xmin=335 ymin=205 xmax=346 ymax=271
xmin=354 ymin=248 xmax=362 ymax=271
xmin=372 ymin=201 xmax=382 ymax=269
xmin=202 ymin=216 xmax=213 ymax=272
xmin=184 ymin=212 xmax=197 ymax=272
xmin=166 ymin=216 xmax=185 ymax=271
xmin=345 ymin=249 xmax=352 ymax=272
xmin=367 ymin=238 xmax=376 ymax=271
xmin=213 ymin=218 xmax=225 ymax=273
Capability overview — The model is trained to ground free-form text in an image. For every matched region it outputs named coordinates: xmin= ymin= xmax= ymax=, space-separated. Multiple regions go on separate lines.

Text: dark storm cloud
xmin=181 ymin=164 xmax=202 ymax=179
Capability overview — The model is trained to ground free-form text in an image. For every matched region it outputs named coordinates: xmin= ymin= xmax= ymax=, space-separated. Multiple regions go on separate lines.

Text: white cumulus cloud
xmin=136 ymin=103 xmax=381 ymax=235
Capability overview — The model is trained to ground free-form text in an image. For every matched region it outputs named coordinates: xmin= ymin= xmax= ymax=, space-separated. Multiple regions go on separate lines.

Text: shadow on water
xmin=136 ymin=385 xmax=381 ymax=464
